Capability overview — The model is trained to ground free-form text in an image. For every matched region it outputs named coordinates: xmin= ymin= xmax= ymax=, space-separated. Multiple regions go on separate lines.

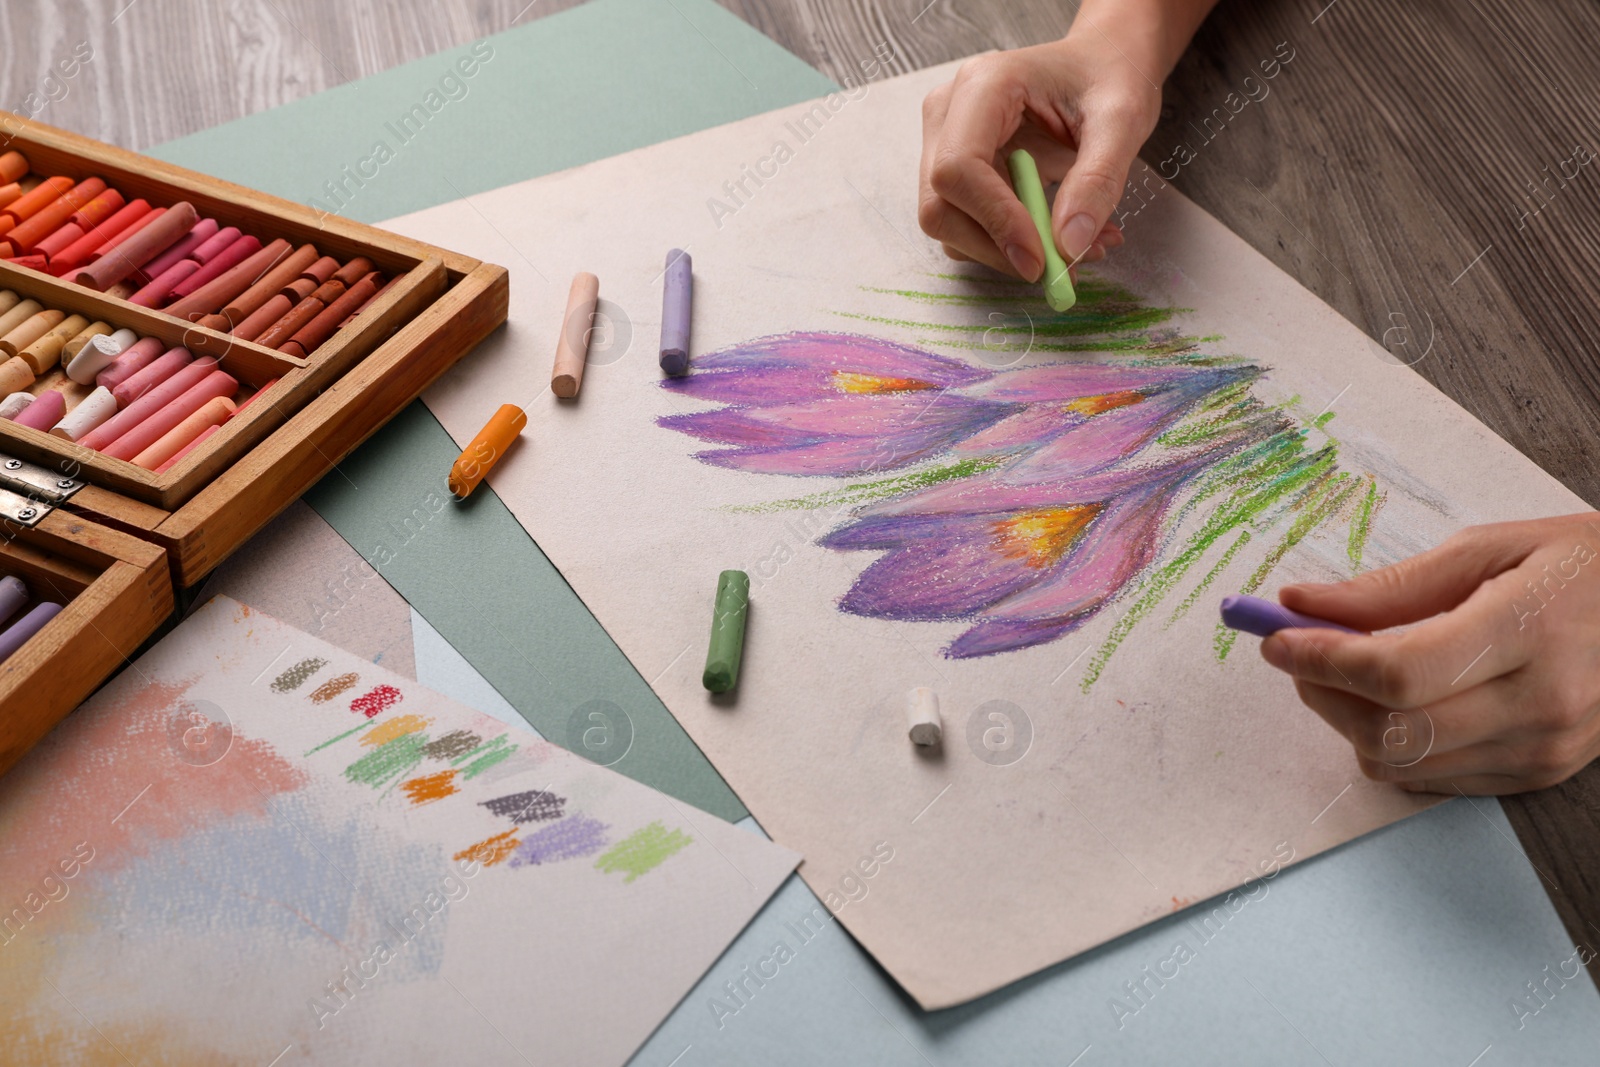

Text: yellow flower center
xmin=832 ymin=371 xmax=935 ymax=394
xmin=1063 ymin=390 xmax=1144 ymax=416
xmin=993 ymin=505 xmax=1101 ymax=569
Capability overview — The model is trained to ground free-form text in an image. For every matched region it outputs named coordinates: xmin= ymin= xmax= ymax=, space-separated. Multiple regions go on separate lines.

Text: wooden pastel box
xmin=0 ymin=112 xmax=509 ymax=777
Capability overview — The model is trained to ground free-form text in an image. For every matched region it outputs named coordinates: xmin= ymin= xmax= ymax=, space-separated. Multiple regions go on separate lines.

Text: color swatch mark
xmin=400 ymin=770 xmax=459 ymax=806
xmin=455 ymin=829 xmax=521 ymax=868
xmin=270 ymin=657 xmax=326 ymax=693
xmin=310 ymin=672 xmax=359 ymax=703
xmin=594 ymin=821 xmax=691 ymax=883
xmin=481 ymin=788 xmax=566 ymax=824
xmin=344 ymin=732 xmax=426 ymax=788
xmin=363 ymin=714 xmax=431 ymax=747
xmin=424 ymin=730 xmax=481 ymax=760
xmin=511 ymin=815 xmax=610 ymax=868
xmin=350 ymin=684 xmax=402 ymax=718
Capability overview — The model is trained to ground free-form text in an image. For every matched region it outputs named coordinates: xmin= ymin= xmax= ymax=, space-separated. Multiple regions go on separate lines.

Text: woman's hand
xmin=1261 ymin=514 xmax=1600 ymax=795
xmin=917 ymin=35 xmax=1161 ymax=281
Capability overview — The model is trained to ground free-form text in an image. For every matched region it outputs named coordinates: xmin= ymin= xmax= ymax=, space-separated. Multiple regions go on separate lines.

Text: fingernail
xmin=1005 ymin=243 xmax=1040 ymax=280
xmin=1060 ymin=213 xmax=1098 ymax=261
xmin=1260 ymin=635 xmax=1291 ymax=670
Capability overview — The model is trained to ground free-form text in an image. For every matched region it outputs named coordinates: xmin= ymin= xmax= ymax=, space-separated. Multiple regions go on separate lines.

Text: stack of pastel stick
xmin=0 ymin=574 xmax=60 ymax=665
xmin=0 ymin=288 xmax=273 ymax=471
xmin=0 ymin=149 xmax=391 ymax=356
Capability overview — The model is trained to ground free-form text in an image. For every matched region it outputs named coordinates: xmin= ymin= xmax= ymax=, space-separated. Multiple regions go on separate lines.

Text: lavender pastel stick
xmin=0 ymin=601 xmax=62 ymax=663
xmin=659 ymin=248 xmax=692 ymax=376
xmin=1218 ymin=594 xmax=1360 ymax=638
xmin=0 ymin=575 xmax=26 ymax=627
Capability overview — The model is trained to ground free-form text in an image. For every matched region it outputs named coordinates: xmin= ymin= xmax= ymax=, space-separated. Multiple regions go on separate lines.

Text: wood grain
xmin=5 ymin=0 xmax=1597 ymax=983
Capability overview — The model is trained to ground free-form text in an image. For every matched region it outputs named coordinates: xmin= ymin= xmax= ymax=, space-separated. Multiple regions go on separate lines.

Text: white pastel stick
xmin=906 ymin=686 xmax=942 ymax=746
xmin=0 ymin=391 xmax=33 ymax=420
xmin=66 ymin=329 xmax=138 ymax=384
xmin=50 ymin=386 xmax=118 ymax=442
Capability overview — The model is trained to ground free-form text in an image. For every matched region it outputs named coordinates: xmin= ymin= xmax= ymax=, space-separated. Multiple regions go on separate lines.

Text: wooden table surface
xmin=6 ymin=0 xmax=1597 ymax=985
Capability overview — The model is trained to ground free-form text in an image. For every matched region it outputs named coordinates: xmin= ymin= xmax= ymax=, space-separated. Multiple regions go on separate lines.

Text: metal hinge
xmin=0 ymin=453 xmax=85 ymax=526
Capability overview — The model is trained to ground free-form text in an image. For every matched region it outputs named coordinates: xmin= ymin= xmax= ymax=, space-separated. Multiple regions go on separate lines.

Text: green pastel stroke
xmin=345 ymin=732 xmax=428 ymax=789
xmin=1348 ymin=476 xmax=1384 ymax=570
xmin=725 ymin=457 xmax=1003 ymax=514
xmin=594 ymin=820 xmax=693 ymax=883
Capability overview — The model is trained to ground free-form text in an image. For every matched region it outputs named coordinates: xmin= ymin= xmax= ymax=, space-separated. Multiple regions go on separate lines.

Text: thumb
xmin=1053 ymin=104 xmax=1147 ymax=261
xmin=1280 ymin=526 xmax=1538 ymax=631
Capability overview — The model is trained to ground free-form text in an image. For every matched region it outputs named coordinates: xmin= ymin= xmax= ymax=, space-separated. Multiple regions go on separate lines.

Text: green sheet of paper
xmin=149 ymin=0 xmax=836 ymax=821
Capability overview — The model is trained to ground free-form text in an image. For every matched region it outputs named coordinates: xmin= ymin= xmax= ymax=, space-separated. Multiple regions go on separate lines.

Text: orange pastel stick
xmin=154 ymin=423 xmax=221 ymax=473
xmin=0 ymin=183 xmax=22 ymax=211
xmin=131 ymin=396 xmax=236 ymax=470
xmin=447 ymin=404 xmax=527 ymax=499
xmin=68 ymin=188 xmax=126 ymax=230
xmin=231 ymin=294 xmax=292 ymax=341
xmin=0 ymin=176 xmax=74 ymax=236
xmin=0 ymin=152 xmax=27 ymax=184
xmin=7 ymin=177 xmax=107 ymax=253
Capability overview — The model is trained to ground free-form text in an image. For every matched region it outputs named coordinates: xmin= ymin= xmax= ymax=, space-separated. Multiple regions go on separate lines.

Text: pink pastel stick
xmin=80 ymin=357 xmax=217 ymax=451
xmin=137 ymin=217 xmax=220 ymax=282
xmin=188 ymin=225 xmax=242 ymax=264
xmin=12 ymin=390 xmax=64 ymax=431
xmin=129 ymin=258 xmax=202 ymax=308
xmin=94 ymin=336 xmax=166 ymax=392
xmin=102 ymin=370 xmax=238 ymax=461
xmin=169 ymin=234 xmax=262 ymax=299
xmin=111 ymin=347 xmax=195 ymax=408
xmin=154 ymin=423 xmax=220 ymax=473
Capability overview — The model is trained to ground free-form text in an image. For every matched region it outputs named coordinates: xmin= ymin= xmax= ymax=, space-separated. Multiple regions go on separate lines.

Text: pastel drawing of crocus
xmin=660 ymin=326 xmax=1290 ymax=659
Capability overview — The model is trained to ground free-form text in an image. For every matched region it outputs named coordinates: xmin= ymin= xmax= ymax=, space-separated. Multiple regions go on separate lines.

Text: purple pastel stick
xmin=0 ymin=575 xmax=26 ymax=627
xmin=659 ymin=248 xmax=692 ymax=376
xmin=0 ymin=601 xmax=62 ymax=663
xmin=1219 ymin=594 xmax=1360 ymax=638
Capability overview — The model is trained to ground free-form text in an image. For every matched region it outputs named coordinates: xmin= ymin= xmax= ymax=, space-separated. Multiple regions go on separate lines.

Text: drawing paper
xmin=390 ymin=63 xmax=1589 ymax=1007
xmin=0 ymin=598 xmax=798 ymax=1065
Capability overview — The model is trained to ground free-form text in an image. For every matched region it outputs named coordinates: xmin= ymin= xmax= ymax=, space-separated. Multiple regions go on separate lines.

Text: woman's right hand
xmin=917 ymin=35 xmax=1164 ymax=282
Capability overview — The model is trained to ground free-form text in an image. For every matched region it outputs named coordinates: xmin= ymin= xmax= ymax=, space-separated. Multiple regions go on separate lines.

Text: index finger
xmin=927 ymin=72 xmax=1044 ymax=276
xmin=1264 ymin=570 xmax=1532 ymax=708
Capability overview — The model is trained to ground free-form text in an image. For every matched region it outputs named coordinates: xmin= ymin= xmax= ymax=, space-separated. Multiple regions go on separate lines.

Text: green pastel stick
xmin=1006 ymin=148 xmax=1076 ymax=312
xmin=703 ymin=570 xmax=750 ymax=693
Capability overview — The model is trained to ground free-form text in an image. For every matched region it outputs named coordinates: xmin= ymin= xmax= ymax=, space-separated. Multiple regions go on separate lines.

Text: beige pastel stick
xmin=0 ymin=299 xmax=43 ymax=342
xmin=0 ymin=291 xmax=18 ymax=317
xmin=0 ymin=309 xmax=65 ymax=358
xmin=60 ymin=321 xmax=112 ymax=363
xmin=906 ymin=686 xmax=942 ymax=747
xmin=0 ymin=391 xmax=32 ymax=420
xmin=0 ymin=357 xmax=35 ymax=396
xmin=551 ymin=271 xmax=599 ymax=399
xmin=19 ymin=313 xmax=89 ymax=374
xmin=49 ymin=386 xmax=118 ymax=442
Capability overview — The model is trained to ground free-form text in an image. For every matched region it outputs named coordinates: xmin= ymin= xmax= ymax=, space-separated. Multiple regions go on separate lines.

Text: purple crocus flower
xmin=660 ymin=333 xmax=1013 ymax=476
xmin=823 ymin=434 xmax=1264 ymax=658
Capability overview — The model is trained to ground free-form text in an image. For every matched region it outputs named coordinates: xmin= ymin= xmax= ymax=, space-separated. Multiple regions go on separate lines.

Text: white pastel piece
xmin=66 ymin=328 xmax=138 ymax=384
xmin=0 ymin=391 xmax=33 ymax=420
xmin=906 ymin=686 xmax=941 ymax=747
xmin=50 ymin=386 xmax=118 ymax=442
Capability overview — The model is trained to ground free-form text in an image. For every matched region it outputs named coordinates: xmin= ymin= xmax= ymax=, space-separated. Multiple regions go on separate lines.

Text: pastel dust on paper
xmin=657 ymin=273 xmax=1386 ymax=685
